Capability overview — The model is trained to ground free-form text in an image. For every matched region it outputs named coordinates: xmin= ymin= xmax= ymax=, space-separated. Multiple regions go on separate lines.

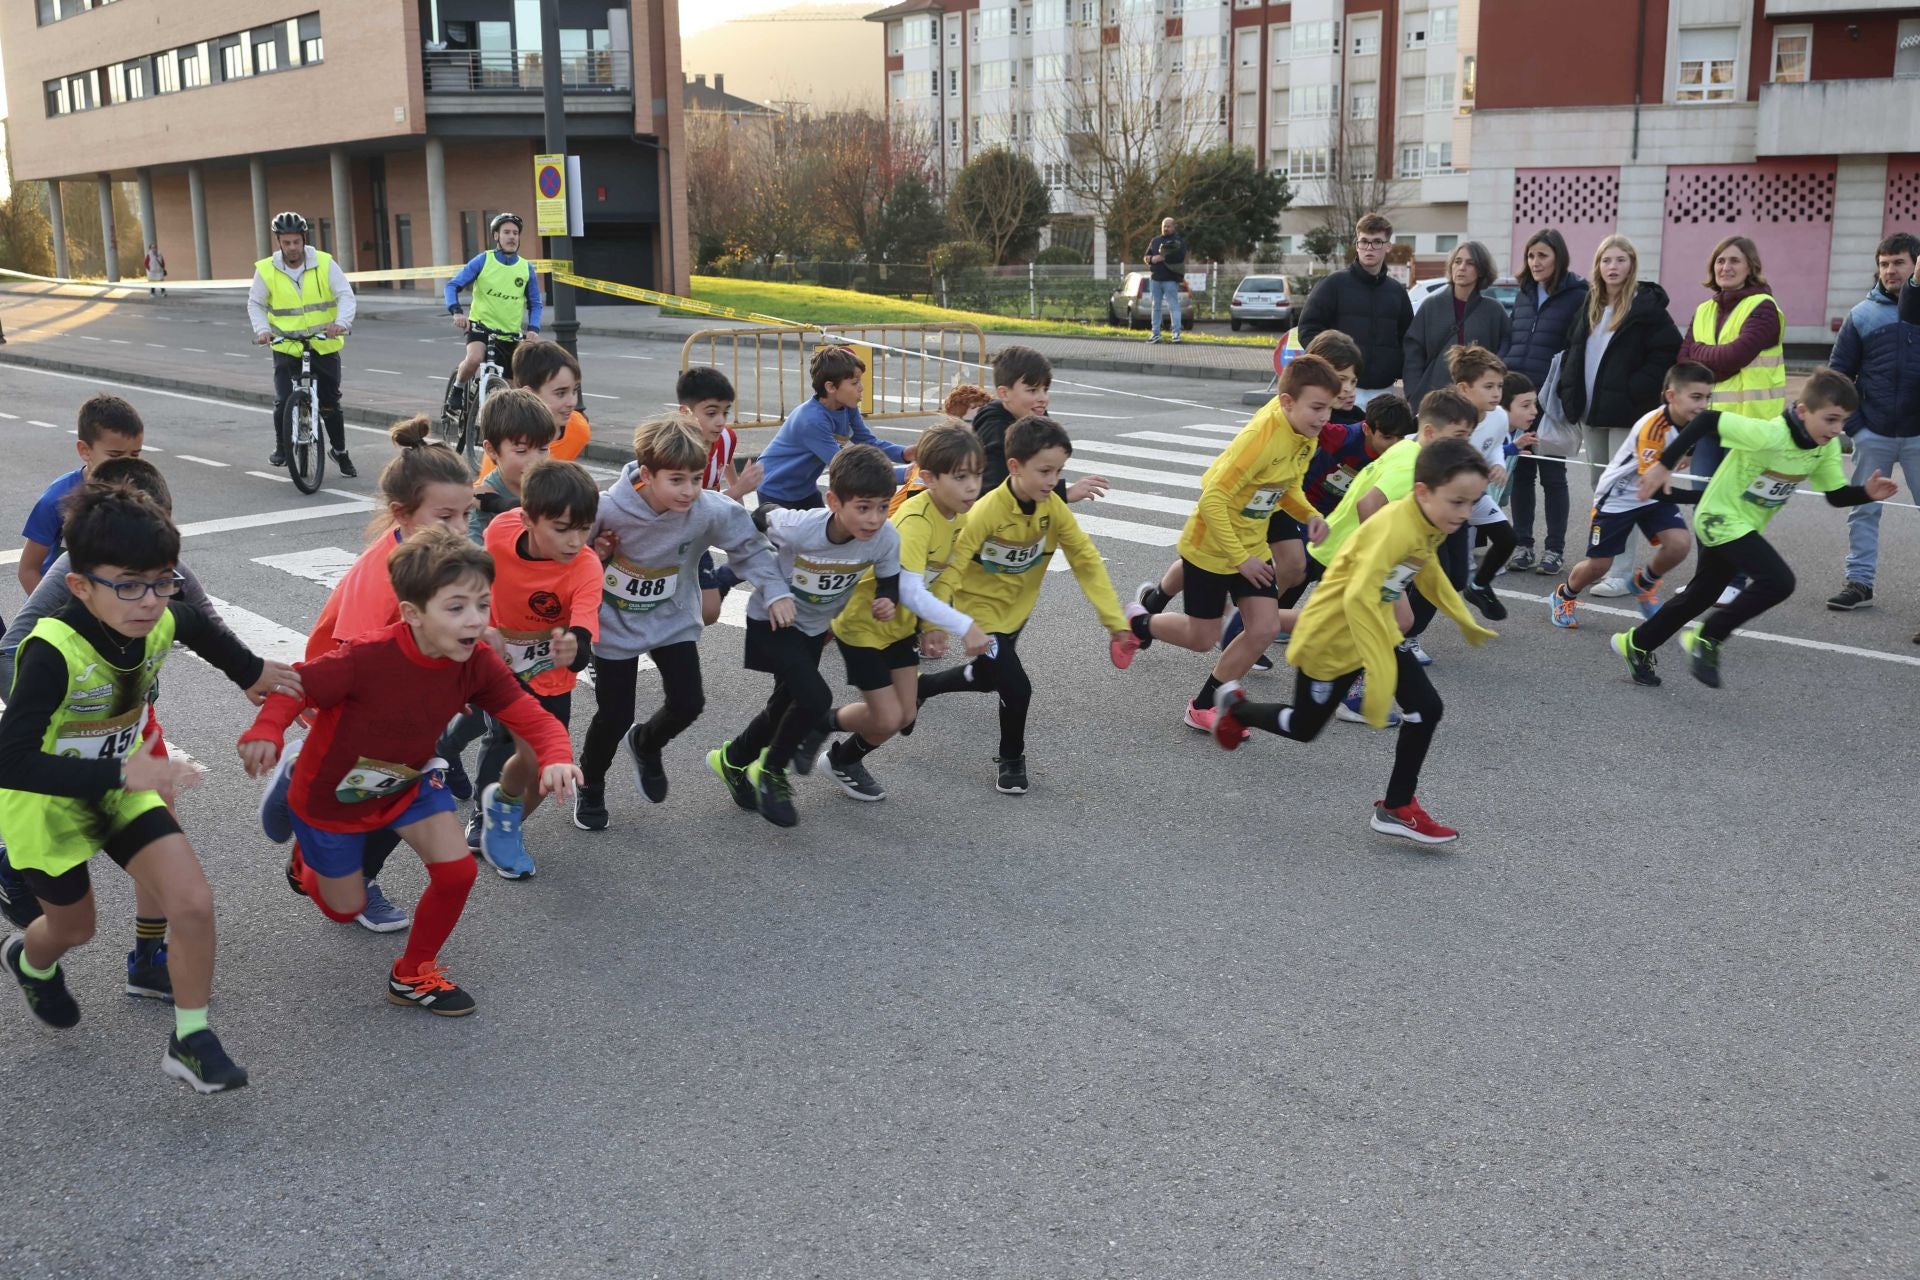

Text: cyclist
xmin=247 ymin=211 xmax=358 ymax=477
xmin=443 ymin=213 xmax=542 ymax=420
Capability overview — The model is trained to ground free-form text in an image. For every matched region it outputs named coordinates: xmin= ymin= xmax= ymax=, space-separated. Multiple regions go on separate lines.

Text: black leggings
xmin=728 ymin=629 xmax=833 ymax=773
xmin=1233 ymin=648 xmax=1444 ymax=809
xmin=1472 ymin=520 xmax=1517 ymax=588
xmin=580 ymin=643 xmax=706 ymax=788
xmin=1508 ymin=454 xmax=1569 ymax=554
xmin=916 ymin=627 xmax=1030 ymax=759
xmin=1633 ymin=532 xmax=1794 ymax=652
xmin=1407 ymin=524 xmax=1472 ymax=639
xmin=272 ymin=349 xmax=347 ymax=452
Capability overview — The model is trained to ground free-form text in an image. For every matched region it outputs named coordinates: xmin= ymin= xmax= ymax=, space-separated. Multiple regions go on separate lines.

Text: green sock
xmin=499 ymin=789 xmax=523 ymax=808
xmin=19 ymin=950 xmax=58 ymax=981
xmin=175 ymin=1005 xmax=210 ymax=1039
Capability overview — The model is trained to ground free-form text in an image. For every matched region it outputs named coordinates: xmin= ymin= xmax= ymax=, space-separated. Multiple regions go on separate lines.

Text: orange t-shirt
xmin=478 ymin=409 xmax=588 ymax=481
xmin=305 ymin=529 xmax=405 ymax=661
xmin=481 ymin=508 xmax=602 ymax=695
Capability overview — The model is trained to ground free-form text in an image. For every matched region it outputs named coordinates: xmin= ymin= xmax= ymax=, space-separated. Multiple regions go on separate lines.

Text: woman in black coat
xmin=1500 ymin=229 xmax=1588 ymax=575
xmin=1557 ymin=234 xmax=1682 ymax=493
xmin=1402 ymin=240 xmax=1511 ymax=409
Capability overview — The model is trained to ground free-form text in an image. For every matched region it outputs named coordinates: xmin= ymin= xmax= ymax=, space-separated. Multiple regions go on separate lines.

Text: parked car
xmin=1407 ymin=273 xmax=1522 ymax=318
xmin=1108 ymin=271 xmax=1195 ymax=330
xmin=1406 ymin=275 xmax=1451 ymax=311
xmin=1228 ymin=275 xmax=1293 ymax=331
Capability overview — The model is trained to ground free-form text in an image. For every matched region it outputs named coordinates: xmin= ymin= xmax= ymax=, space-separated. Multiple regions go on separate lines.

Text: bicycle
xmin=281 ymin=333 xmax=328 ymax=495
xmin=441 ymin=329 xmax=512 ymax=466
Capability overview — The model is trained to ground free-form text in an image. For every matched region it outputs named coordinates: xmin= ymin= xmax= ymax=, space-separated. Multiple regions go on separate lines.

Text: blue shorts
xmin=1587 ymin=502 xmax=1687 ymax=559
xmin=1265 ymin=512 xmax=1306 ymax=544
xmin=290 ymin=776 xmax=459 ymax=879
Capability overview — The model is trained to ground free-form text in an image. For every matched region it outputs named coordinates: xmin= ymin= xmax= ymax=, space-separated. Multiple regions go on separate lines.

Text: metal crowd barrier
xmin=679 ymin=323 xmax=988 ymax=428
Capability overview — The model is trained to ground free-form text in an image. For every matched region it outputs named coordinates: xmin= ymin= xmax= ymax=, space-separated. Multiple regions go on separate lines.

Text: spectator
xmin=1144 ymin=217 xmax=1187 ymax=345
xmin=1297 ymin=212 xmax=1414 ymax=407
xmin=1500 ymin=228 xmax=1588 ymax=574
xmin=1825 ymin=231 xmax=1920 ymax=613
xmin=143 ymin=243 xmax=167 ymax=298
xmin=1557 ymin=233 xmax=1681 ymax=595
xmin=1403 ymin=240 xmax=1511 ymax=409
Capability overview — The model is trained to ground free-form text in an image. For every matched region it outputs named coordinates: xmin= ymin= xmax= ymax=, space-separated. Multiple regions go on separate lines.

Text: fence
xmin=421 ymin=49 xmax=632 ymax=93
xmin=681 ymin=322 xmax=989 ymax=428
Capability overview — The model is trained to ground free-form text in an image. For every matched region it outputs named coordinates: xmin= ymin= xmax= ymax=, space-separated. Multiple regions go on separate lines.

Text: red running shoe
xmin=1369 ymin=797 xmax=1459 ymax=845
xmin=1209 ymin=682 xmax=1250 ymax=751
xmin=1183 ymin=702 xmax=1248 ymax=744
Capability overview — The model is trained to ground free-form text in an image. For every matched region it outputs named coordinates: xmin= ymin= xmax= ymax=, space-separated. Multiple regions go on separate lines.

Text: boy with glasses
xmin=1296 ymin=212 xmax=1414 ymax=409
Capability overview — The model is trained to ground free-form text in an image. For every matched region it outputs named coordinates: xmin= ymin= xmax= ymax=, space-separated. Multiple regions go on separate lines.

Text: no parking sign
xmin=534 ymin=154 xmax=567 ymax=237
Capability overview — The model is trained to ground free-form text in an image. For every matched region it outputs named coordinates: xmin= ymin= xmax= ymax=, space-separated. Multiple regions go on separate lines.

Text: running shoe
xmin=4 ymin=932 xmax=79 ymax=1029
xmin=572 ymin=784 xmax=610 ymax=831
xmin=285 ymin=845 xmax=309 ymax=897
xmin=1462 ymin=584 xmax=1508 ymax=621
xmin=1590 ymin=573 xmax=1631 ymax=597
xmin=624 ymin=724 xmax=669 ymax=801
xmin=258 ymin=739 xmax=301 ymax=844
xmin=1250 ymin=652 xmax=1275 ymax=673
xmin=707 ymin=742 xmax=758 ymax=812
xmin=1634 ymin=576 xmax=1663 ymax=621
xmin=355 ymin=880 xmax=409 ymax=933
xmin=1506 ymin=547 xmax=1536 ymax=574
xmin=126 ymin=945 xmax=173 ymax=1001
xmin=1398 ymin=639 xmax=1433 ymax=667
xmin=1208 ymin=684 xmax=1249 ymax=752
xmin=1183 ymin=702 xmax=1247 ymax=744
xmin=995 ymin=755 xmax=1029 ymax=795
xmin=478 ymin=783 xmax=535 ymax=879
xmin=821 ymin=749 xmax=885 ymax=802
xmin=1369 ymin=797 xmax=1459 ymax=845
xmin=1114 ymin=604 xmax=1149 ymax=669
xmin=1336 ymin=681 xmax=1401 ymax=728
xmin=1610 ymin=630 xmax=1661 ymax=687
xmin=1826 ymin=581 xmax=1873 ymax=612
xmin=387 ymin=961 xmax=477 ymax=1017
xmin=790 ymin=723 xmax=830 ymax=777
xmin=1134 ymin=581 xmax=1170 ymax=614
xmin=1680 ymin=623 xmax=1722 ymax=688
xmin=1550 ymin=587 xmax=1579 ymax=629
xmin=1535 ymin=551 xmax=1564 ymax=576
xmin=746 ymin=755 xmax=798 ymax=827
xmin=163 ymin=1029 xmax=249 ymax=1093
xmin=443 ymin=753 xmax=474 ymax=802
xmin=0 ymin=842 xmax=43 ymax=929
xmin=464 ymin=809 xmax=484 ymax=851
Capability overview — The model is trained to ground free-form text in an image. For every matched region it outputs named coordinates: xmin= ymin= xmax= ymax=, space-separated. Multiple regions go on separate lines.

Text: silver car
xmin=1108 ymin=271 xmax=1195 ymax=330
xmin=1228 ymin=275 xmax=1292 ymax=331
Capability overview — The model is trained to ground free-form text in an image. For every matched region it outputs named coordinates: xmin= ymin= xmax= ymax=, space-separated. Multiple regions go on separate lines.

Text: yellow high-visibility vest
xmin=257 ymin=250 xmax=344 ymax=356
xmin=1690 ymin=292 xmax=1785 ymax=419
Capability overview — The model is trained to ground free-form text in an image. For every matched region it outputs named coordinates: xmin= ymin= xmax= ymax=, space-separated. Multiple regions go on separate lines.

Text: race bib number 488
xmin=604 ymin=555 xmax=679 ymax=613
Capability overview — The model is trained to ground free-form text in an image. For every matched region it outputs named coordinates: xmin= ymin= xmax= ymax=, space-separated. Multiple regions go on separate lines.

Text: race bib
xmin=1741 ymin=470 xmax=1799 ymax=510
xmin=1378 ymin=559 xmax=1422 ymax=603
xmin=790 ymin=556 xmax=867 ymax=604
xmin=498 ymin=627 xmax=557 ymax=679
xmin=980 ymin=535 xmax=1046 ymax=575
xmin=335 ymin=756 xmax=421 ymax=804
xmin=604 ymin=554 xmax=679 ymax=614
xmin=1323 ymin=465 xmax=1358 ymax=497
xmin=1239 ymin=487 xmax=1283 ymax=518
xmin=52 ymin=707 xmax=143 ymax=762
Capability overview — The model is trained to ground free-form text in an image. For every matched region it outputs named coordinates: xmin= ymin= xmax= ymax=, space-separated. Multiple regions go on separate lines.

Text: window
xmin=1398 ymin=144 xmax=1422 ymax=177
xmin=1429 ymin=6 xmax=1457 ymax=44
xmin=890 ymin=71 xmax=905 ymax=101
xmin=1292 ymin=20 xmax=1334 ymax=57
xmin=1771 ymin=26 xmax=1810 ymax=84
xmin=1424 ymin=141 xmax=1453 ymax=173
xmin=1037 ymin=0 xmax=1063 ymax=31
xmin=949 ymin=68 xmax=960 ymax=96
xmin=887 ymin=22 xmax=902 ymax=55
xmin=981 ymin=7 xmax=1011 ymax=38
xmin=1460 ymin=54 xmax=1476 ymax=111
xmin=949 ymin=119 xmax=959 ymax=143
xmin=1348 ymin=147 xmax=1375 ymax=177
xmin=949 ymin=18 xmax=961 ymax=45
xmin=1676 ymin=26 xmax=1738 ymax=102
xmin=1236 ymin=30 xmax=1259 ymax=68
xmin=907 ymin=15 xmax=934 ymax=47
xmin=1270 ymin=24 xmax=1289 ymax=63
xmin=1170 ymin=43 xmax=1184 ymax=72
xmin=106 ymin=62 xmax=128 ymax=105
xmin=1901 ymin=21 xmax=1920 ymax=78
xmin=970 ymin=116 xmax=981 ymax=144
xmin=1270 ymin=87 xmax=1288 ymax=119
xmin=977 ymin=62 xmax=1010 ymax=91
xmin=1022 ymin=3 xmax=1032 ymax=33
xmin=904 ymin=70 xmax=932 ymax=98
xmin=219 ymin=37 xmax=249 ymax=82
xmin=1404 ymin=21 xmax=1426 ymax=50
xmin=1425 ymin=73 xmax=1455 ymax=108
xmin=1351 ymin=18 xmax=1379 ymax=56
xmin=1291 ymin=83 xmax=1330 ymax=118
xmin=1350 ymin=87 xmax=1376 ymax=119
xmin=156 ymin=52 xmax=181 ymax=94
xmin=1273 ymin=235 xmax=1293 ymax=255
xmin=126 ymin=60 xmax=148 ymax=100
xmin=1286 ymin=146 xmax=1331 ymax=179
xmin=1435 ymin=234 xmax=1459 ymax=253
xmin=1236 ymin=90 xmax=1256 ymax=124
xmin=254 ymin=37 xmax=280 ymax=75
xmin=180 ymin=42 xmax=206 ymax=88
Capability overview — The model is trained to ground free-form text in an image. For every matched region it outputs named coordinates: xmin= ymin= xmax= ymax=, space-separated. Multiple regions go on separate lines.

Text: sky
xmin=681 ymin=0 xmax=871 ymax=39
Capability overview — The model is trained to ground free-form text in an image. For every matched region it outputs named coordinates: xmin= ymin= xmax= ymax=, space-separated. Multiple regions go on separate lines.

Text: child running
xmin=1550 ymin=363 xmax=1712 ymax=630
xmin=1442 ymin=344 xmax=1518 ymax=624
xmin=243 ymin=528 xmax=581 ymax=1017
xmin=466 ymin=388 xmax=556 ymax=543
xmin=888 ymin=383 xmax=993 ymax=516
xmin=918 ymin=416 xmax=1142 ymax=795
xmin=1610 ymin=368 xmax=1897 ymax=687
xmin=709 ymin=445 xmax=900 ymax=827
xmin=676 ymin=366 xmax=765 ymax=624
xmin=1124 ymin=355 xmax=1343 ymax=736
xmin=970 ymin=346 xmax=1106 ymax=500
xmin=754 ymin=347 xmax=912 ymax=512
xmin=475 ymin=460 xmax=603 ymax=879
xmin=16 ymin=394 xmax=144 ymax=593
xmin=819 ymin=422 xmax=993 ymax=801
xmin=1212 ymin=438 xmax=1499 ymax=844
xmin=0 ymin=482 xmax=272 ymax=1091
xmin=575 ymin=417 xmax=787 ymax=831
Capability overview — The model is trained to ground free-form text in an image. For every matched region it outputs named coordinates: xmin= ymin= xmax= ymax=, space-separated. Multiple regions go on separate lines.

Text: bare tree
xmin=1315 ymin=110 xmax=1411 ymax=247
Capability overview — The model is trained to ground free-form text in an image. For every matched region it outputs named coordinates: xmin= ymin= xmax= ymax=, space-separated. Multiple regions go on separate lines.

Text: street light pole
xmin=539 ymin=0 xmax=579 ymax=357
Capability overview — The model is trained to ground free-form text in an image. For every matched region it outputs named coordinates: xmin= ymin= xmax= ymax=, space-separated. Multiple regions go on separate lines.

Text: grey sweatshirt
xmin=588 ymin=462 xmax=790 ymax=659
xmin=1 ymin=554 xmax=241 ymax=693
xmin=750 ymin=507 xmax=902 ymax=636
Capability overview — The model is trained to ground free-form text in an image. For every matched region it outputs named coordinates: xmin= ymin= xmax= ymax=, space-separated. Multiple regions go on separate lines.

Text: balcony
xmin=1765 ymin=0 xmax=1910 ymax=13
xmin=423 ymin=49 xmax=631 ymax=94
xmin=1756 ymin=77 xmax=1916 ymax=156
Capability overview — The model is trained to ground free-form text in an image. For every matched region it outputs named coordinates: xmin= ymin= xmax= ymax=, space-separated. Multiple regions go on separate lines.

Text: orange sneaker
xmin=387 ymin=961 xmax=477 ymax=1016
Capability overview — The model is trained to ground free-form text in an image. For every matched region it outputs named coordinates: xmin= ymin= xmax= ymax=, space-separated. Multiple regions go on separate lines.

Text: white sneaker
xmin=1715 ymin=585 xmax=1741 ymax=608
xmin=1590 ymin=575 xmax=1632 ymax=598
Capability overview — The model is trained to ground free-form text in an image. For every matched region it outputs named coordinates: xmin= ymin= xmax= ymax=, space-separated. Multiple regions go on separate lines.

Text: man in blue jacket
xmin=1826 ymin=232 xmax=1920 ymax=612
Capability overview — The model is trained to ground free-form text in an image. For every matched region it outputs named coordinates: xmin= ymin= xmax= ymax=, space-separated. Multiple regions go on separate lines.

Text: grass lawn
xmin=677 ymin=276 xmax=1277 ymax=347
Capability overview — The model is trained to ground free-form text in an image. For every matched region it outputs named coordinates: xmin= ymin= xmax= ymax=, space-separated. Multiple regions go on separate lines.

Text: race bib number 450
xmin=604 ymin=555 xmax=679 ymax=613
xmin=980 ymin=536 xmax=1046 ymax=575
xmin=790 ymin=557 xmax=867 ymax=604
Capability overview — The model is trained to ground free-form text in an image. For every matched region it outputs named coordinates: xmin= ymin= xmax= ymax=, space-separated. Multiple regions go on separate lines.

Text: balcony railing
xmin=423 ymin=49 xmax=631 ymax=94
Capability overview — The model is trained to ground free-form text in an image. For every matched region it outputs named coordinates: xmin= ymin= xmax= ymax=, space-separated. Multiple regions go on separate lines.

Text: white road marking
xmin=183 ymin=347 xmax=207 ymax=353
xmin=174 ymin=455 xmax=230 ymax=468
xmin=143 ymin=445 xmax=164 ymax=452
xmin=582 ymin=392 xmax=620 ymax=400
xmin=0 ymin=497 xmax=372 ymax=565
xmin=1093 ymin=489 xmax=1195 ymax=518
xmin=108 ymin=339 xmax=132 ymax=345
xmin=1064 ymin=459 xmax=1201 ymax=490
xmin=248 ymin=470 xmax=295 ymax=483
xmin=0 ymin=412 xmax=15 ymax=419
xmin=1049 ymin=411 xmax=1126 ymax=420
xmin=1071 ymin=512 xmax=1182 ymax=546
xmin=202 ymin=595 xmax=312 ymax=664
xmin=1124 ymin=430 xmax=1237 ymax=450
xmin=253 ymin=547 xmax=360 ymax=591
xmin=222 ymin=352 xmax=249 ymax=359
xmin=365 ymin=368 xmax=404 ymax=376
xmin=80 ymin=335 xmax=101 ymax=341
xmin=28 ymin=419 xmax=60 ymax=428
xmin=1069 ymin=439 xmax=1219 ymax=467
xmin=146 ymin=343 xmax=168 ymax=348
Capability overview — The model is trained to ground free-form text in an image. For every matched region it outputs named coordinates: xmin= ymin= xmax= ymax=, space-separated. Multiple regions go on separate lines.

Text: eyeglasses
xmin=84 ymin=571 xmax=186 ymax=602
xmin=1356 ymin=237 xmax=1391 ymax=249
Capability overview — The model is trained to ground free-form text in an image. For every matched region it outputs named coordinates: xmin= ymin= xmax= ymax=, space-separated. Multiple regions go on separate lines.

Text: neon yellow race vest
xmin=258 ymin=249 xmax=344 ymax=356
xmin=1691 ymin=293 xmax=1785 ymax=419
xmin=467 ymin=251 xmax=532 ymax=336
xmin=0 ymin=615 xmax=172 ymax=874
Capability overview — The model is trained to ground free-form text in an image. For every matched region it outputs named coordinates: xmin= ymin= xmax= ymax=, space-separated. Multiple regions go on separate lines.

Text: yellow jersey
xmin=1178 ymin=397 xmax=1319 ymax=574
xmin=936 ymin=480 xmax=1126 ymax=635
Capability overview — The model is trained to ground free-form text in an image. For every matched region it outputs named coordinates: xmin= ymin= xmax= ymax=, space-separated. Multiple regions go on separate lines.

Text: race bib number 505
xmin=1741 ymin=470 xmax=1800 ymax=510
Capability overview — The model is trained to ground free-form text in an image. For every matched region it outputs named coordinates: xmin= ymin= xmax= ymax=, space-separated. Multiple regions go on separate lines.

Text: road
xmin=0 ymin=304 xmax=1917 ymax=1278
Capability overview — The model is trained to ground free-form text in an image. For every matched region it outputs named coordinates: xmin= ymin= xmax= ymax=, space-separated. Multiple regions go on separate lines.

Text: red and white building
xmin=1468 ymin=0 xmax=1920 ymax=345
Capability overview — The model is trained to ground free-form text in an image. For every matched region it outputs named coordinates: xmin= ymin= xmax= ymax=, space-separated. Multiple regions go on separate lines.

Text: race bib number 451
xmin=53 ymin=707 xmax=143 ymax=761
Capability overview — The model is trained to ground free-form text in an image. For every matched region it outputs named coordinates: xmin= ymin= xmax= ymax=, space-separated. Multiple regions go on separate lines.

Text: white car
xmin=1406 ymin=276 xmax=1452 ymax=310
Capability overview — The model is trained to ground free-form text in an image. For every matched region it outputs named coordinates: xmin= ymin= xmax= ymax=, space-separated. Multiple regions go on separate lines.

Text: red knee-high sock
xmin=397 ymin=856 xmax=477 ymax=975
xmin=296 ymin=845 xmax=363 ymax=924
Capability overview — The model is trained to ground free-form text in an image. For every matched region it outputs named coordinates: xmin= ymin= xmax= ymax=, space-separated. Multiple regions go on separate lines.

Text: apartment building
xmin=5 ymin=0 xmax=689 ymax=295
xmin=1469 ymin=0 xmax=1920 ymax=344
xmin=867 ymin=0 xmax=1479 ymax=259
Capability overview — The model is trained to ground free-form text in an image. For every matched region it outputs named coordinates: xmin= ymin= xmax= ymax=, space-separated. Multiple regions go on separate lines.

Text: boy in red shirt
xmin=240 ymin=528 xmax=579 ymax=1016
xmin=475 ymin=460 xmax=602 ymax=878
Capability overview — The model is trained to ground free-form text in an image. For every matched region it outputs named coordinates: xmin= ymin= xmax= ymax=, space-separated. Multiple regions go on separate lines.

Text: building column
xmin=96 ymin=175 xmax=121 ymax=282
xmin=424 ymin=136 xmax=450 ymax=267
xmin=1092 ymin=219 xmax=1108 ymax=278
xmin=187 ymin=164 xmax=212 ymax=279
xmin=136 ymin=168 xmax=159 ymax=255
xmin=1616 ymin=165 xmax=1668 ymax=288
xmin=1823 ymin=155 xmax=1887 ymax=341
xmin=329 ymin=149 xmax=357 ymax=272
xmin=250 ymin=157 xmax=271 ymax=261
xmin=47 ymin=182 xmax=71 ymax=279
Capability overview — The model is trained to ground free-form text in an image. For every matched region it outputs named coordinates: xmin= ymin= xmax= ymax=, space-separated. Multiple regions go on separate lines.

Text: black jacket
xmin=1500 ymin=271 xmax=1589 ymax=387
xmin=1145 ymin=234 xmax=1186 ymax=283
xmin=1403 ymin=290 xmax=1513 ymax=409
xmin=1297 ymin=262 xmax=1415 ymax=391
xmin=1556 ymin=282 xmax=1683 ymax=432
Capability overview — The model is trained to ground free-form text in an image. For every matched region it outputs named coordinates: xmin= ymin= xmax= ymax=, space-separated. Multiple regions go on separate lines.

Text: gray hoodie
xmin=589 ymin=462 xmax=789 ymax=659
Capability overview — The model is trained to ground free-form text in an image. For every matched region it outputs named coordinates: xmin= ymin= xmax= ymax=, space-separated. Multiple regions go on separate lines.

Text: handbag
xmin=1534 ymin=349 xmax=1581 ymax=458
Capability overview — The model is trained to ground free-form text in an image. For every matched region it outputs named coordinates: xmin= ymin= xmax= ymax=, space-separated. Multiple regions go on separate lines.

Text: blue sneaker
xmin=0 ymin=842 xmax=43 ymax=929
xmin=355 ymin=879 xmax=410 ymax=933
xmin=125 ymin=945 xmax=173 ymax=1001
xmin=464 ymin=809 xmax=484 ymax=851
xmin=478 ymin=783 xmax=535 ymax=879
xmin=259 ymin=739 xmax=302 ymax=845
xmin=1334 ymin=679 xmax=1401 ymax=728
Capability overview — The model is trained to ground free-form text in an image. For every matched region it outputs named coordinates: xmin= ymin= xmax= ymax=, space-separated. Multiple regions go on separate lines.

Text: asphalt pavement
xmin=0 ymin=305 xmax=1917 ymax=1278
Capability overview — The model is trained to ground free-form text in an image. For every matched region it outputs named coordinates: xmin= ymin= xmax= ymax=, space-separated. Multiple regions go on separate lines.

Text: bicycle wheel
xmin=441 ymin=366 xmax=472 ymax=460
xmin=287 ymin=393 xmax=325 ymax=494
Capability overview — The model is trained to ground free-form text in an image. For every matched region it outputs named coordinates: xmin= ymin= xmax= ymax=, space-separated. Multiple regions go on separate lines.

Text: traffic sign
xmin=534 ymin=153 xmax=567 ymax=237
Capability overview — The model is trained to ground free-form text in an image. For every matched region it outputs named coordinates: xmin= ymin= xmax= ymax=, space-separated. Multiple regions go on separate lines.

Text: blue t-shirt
xmin=21 ymin=468 xmax=85 ymax=581
xmin=755 ymin=399 xmax=908 ymax=504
